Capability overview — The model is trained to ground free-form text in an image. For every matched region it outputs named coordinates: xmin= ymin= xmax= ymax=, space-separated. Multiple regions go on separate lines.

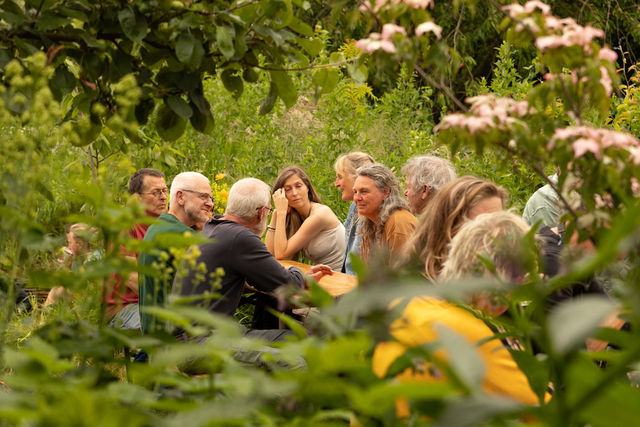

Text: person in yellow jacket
xmin=372 ymin=211 xmax=547 ymax=417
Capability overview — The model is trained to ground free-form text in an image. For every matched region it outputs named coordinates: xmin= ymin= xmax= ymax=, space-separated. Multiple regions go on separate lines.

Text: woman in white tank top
xmin=265 ymin=166 xmax=345 ymax=271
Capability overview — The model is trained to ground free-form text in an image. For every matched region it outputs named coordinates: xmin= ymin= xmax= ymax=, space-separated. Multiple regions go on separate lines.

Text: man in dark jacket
xmin=173 ymin=178 xmax=331 ymax=342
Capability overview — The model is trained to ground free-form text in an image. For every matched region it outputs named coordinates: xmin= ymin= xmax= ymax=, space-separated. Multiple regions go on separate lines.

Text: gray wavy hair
xmin=225 ymin=178 xmax=271 ymax=221
xmin=402 ymin=155 xmax=456 ymax=194
xmin=356 ymin=163 xmax=408 ymax=251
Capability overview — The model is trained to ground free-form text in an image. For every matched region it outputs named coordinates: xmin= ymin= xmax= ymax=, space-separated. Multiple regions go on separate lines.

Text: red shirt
xmin=103 ymin=224 xmax=149 ymax=321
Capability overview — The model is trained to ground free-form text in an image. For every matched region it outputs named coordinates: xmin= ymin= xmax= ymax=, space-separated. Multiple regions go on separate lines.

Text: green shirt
xmin=139 ymin=212 xmax=193 ymax=334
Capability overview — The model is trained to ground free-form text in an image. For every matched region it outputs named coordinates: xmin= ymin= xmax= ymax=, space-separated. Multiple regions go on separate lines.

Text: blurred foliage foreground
xmin=3 ymin=3 xmax=640 ymax=427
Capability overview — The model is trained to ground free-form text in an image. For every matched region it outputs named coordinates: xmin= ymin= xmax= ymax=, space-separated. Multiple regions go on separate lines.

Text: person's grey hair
xmin=402 ymin=155 xmax=456 ymax=194
xmin=356 ymin=163 xmax=408 ymax=246
xmin=169 ymin=172 xmax=210 ymax=210
xmin=439 ymin=211 xmax=531 ymax=283
xmin=225 ymin=178 xmax=271 ymax=220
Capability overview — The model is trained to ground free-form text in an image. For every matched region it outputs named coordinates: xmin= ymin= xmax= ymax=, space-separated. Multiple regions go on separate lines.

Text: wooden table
xmin=278 ymin=260 xmax=358 ymax=296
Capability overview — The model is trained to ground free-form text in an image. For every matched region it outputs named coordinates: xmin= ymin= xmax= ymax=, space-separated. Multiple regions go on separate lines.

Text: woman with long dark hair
xmin=265 ymin=166 xmax=345 ymax=270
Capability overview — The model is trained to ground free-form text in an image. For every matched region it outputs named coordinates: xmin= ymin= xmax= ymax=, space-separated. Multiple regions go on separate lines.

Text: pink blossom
xmin=355 ymin=31 xmax=399 ymax=54
xmin=465 ymin=116 xmax=495 ymax=135
xmin=524 ymin=1 xmax=551 ymax=15
xmin=415 ymin=21 xmax=442 ymax=39
xmin=535 ymin=35 xmax=567 ymax=51
xmin=631 ymin=177 xmax=640 ymax=197
xmin=572 ymin=137 xmax=601 ymax=159
xmin=630 ymin=147 xmax=640 ymax=165
xmin=381 ymin=23 xmax=407 ymax=40
xmin=433 ymin=113 xmax=466 ymax=131
xmin=599 ymin=66 xmax=613 ymax=96
xmin=598 ymin=47 xmax=618 ymax=63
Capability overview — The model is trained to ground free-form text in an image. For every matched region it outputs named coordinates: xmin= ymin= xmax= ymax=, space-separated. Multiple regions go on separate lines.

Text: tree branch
xmin=414 ymin=63 xmax=469 ymax=112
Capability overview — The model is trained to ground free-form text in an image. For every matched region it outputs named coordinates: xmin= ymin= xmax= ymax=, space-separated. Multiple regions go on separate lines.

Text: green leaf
xmin=548 ymin=295 xmax=616 ymax=356
xmin=312 ymin=68 xmax=340 ymax=95
xmin=297 ymin=37 xmax=324 ymax=57
xmin=166 ymin=95 xmax=193 ymax=119
xmin=309 ymin=282 xmax=333 ymax=308
xmin=49 ymin=66 xmax=76 ymax=100
xmin=190 ymin=109 xmax=214 ymax=133
xmin=189 ymin=92 xmax=211 ymax=115
xmin=266 ymin=308 xmax=306 ymax=339
xmin=434 ymin=324 xmax=485 ymax=391
xmin=175 ymin=33 xmax=196 ymax=64
xmin=35 ymin=11 xmax=68 ymax=31
xmin=117 ymin=6 xmax=147 ymax=43
xmin=1 ymin=0 xmax=26 ymax=25
xmin=347 ymin=63 xmax=368 ymax=85
xmin=155 ymin=104 xmax=187 ymax=141
xmin=259 ymin=82 xmax=278 ymax=115
xmin=220 ymin=69 xmax=244 ymax=98
xmin=216 ymin=26 xmax=235 ymax=60
xmin=269 ymin=70 xmax=297 ymax=108
xmin=134 ymin=98 xmax=155 ymax=125
xmin=0 ymin=48 xmax=12 ymax=69
xmin=242 ymin=67 xmax=259 ymax=83
xmin=288 ymin=16 xmax=314 ymax=37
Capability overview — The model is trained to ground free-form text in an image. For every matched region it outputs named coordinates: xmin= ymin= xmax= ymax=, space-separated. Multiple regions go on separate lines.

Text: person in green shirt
xmin=139 ymin=171 xmax=214 ymax=334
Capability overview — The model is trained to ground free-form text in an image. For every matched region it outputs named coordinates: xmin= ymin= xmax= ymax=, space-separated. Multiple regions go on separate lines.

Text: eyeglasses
xmin=257 ymin=206 xmax=274 ymax=215
xmin=181 ymin=189 xmax=215 ymax=204
xmin=141 ymin=188 xmax=168 ymax=198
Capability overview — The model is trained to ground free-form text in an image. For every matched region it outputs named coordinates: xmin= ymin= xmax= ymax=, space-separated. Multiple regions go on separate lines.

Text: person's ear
xmin=383 ymin=187 xmax=391 ymax=199
xmin=421 ymin=185 xmax=431 ymax=200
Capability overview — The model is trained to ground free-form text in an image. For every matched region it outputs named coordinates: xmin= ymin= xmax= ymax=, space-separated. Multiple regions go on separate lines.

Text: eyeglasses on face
xmin=141 ymin=188 xmax=169 ymax=198
xmin=257 ymin=206 xmax=274 ymax=215
xmin=181 ymin=189 xmax=215 ymax=204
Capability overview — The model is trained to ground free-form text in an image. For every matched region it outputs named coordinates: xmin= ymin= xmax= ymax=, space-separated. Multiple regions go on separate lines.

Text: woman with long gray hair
xmin=353 ymin=163 xmax=416 ymax=265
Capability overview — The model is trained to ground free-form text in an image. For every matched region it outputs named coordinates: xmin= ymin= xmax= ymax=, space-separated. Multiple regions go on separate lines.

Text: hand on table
xmin=273 ymin=188 xmax=289 ymax=214
xmin=306 ymin=264 xmax=333 ymax=283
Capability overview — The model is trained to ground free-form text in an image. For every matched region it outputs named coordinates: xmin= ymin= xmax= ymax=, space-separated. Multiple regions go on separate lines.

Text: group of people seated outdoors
xmin=40 ymin=151 xmax=624 ymax=408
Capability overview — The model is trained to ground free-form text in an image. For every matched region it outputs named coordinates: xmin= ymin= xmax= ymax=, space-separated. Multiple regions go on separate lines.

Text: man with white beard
xmin=173 ymin=178 xmax=331 ymax=341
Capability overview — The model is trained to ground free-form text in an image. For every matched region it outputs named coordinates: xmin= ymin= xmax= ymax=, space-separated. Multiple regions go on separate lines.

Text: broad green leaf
xmin=434 ymin=324 xmax=485 ymax=391
xmin=221 ymin=69 xmax=244 ymax=98
xmin=312 ymin=68 xmax=340 ymax=95
xmin=49 ymin=66 xmax=76 ymax=100
xmin=166 ymin=95 xmax=193 ymax=119
xmin=347 ymin=64 xmax=368 ymax=85
xmin=216 ymin=26 xmax=235 ymax=60
xmin=548 ymin=295 xmax=616 ymax=356
xmin=118 ymin=6 xmax=147 ymax=43
xmin=35 ymin=11 xmax=68 ymax=31
xmin=297 ymin=37 xmax=324 ymax=57
xmin=189 ymin=92 xmax=211 ymax=115
xmin=288 ymin=16 xmax=314 ymax=37
xmin=269 ymin=69 xmax=297 ymax=108
xmin=155 ymin=104 xmax=187 ymax=141
xmin=242 ymin=67 xmax=259 ymax=83
xmin=190 ymin=109 xmax=214 ymax=133
xmin=309 ymin=281 xmax=333 ymax=308
xmin=57 ymin=4 xmax=89 ymax=22
xmin=134 ymin=98 xmax=155 ymax=125
xmin=1 ymin=0 xmax=26 ymax=25
xmin=259 ymin=82 xmax=278 ymax=115
xmin=175 ymin=33 xmax=196 ymax=64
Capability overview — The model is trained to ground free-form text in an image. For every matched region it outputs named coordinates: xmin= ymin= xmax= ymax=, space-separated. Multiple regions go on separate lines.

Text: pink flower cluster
xmin=415 ymin=21 xmax=442 ymax=39
xmin=434 ymin=95 xmax=534 ymax=135
xmin=355 ymin=23 xmax=407 ymax=54
xmin=548 ymin=126 xmax=640 ymax=163
xmin=503 ymin=1 xmax=608 ymax=56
